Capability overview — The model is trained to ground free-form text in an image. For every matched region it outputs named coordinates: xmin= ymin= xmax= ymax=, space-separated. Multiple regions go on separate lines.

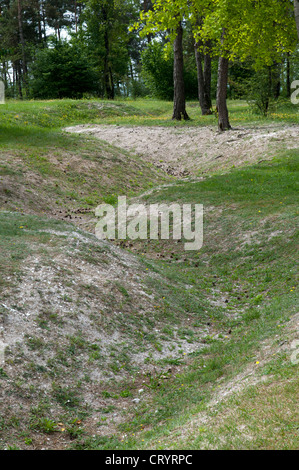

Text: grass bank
xmin=0 ymin=98 xmax=298 ymax=450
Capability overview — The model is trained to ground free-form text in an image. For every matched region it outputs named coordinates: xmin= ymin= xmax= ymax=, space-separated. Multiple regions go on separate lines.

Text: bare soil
xmin=65 ymin=123 xmax=299 ymax=177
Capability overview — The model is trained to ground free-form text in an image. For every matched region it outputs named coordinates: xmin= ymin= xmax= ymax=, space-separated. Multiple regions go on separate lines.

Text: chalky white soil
xmin=65 ymin=123 xmax=299 ymax=176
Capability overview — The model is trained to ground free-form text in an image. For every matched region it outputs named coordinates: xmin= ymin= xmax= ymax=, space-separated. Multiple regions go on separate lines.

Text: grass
xmin=0 ymin=97 xmax=298 ymax=450
xmin=67 ymin=150 xmax=298 ymax=450
xmin=102 ymin=150 xmax=297 ymax=450
xmin=0 ymin=104 xmax=169 ymax=220
xmin=0 ymin=97 xmax=298 ymax=131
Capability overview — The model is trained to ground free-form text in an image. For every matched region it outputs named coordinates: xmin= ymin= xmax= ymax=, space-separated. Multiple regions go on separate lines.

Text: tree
xmin=193 ymin=0 xmax=297 ymax=129
xmin=216 ymin=53 xmax=231 ymax=130
xmin=295 ymin=0 xmax=299 ymax=41
xmin=81 ymin=0 xmax=140 ymax=99
xmin=17 ymin=0 xmax=27 ymax=82
xmin=194 ymin=37 xmax=212 ymax=115
xmin=134 ymin=0 xmax=191 ymax=120
xmin=172 ymin=21 xmax=189 ymax=120
xmin=192 ymin=14 xmax=213 ymax=115
xmin=30 ymin=40 xmax=97 ymax=98
xmin=0 ymin=0 xmax=26 ymax=97
xmin=44 ymin=0 xmax=73 ymax=40
xmin=141 ymin=41 xmax=174 ymax=100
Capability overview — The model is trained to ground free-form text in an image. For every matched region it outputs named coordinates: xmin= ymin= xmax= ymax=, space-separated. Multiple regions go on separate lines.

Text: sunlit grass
xmin=0 ymin=98 xmax=298 ymax=133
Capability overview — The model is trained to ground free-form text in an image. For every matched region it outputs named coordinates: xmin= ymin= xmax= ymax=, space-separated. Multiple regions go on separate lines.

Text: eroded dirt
xmin=64 ymin=123 xmax=299 ymax=177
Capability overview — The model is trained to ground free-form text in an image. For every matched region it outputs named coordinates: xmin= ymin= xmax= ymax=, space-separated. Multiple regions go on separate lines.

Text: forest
xmin=0 ymin=0 xmax=299 ymax=129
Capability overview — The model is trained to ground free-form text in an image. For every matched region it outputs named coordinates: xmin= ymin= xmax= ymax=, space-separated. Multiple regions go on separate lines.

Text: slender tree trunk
xmin=42 ymin=3 xmax=47 ymax=43
xmin=204 ymin=48 xmax=212 ymax=111
xmin=102 ymin=4 xmax=114 ymax=100
xmin=286 ymin=53 xmax=291 ymax=98
xmin=194 ymin=40 xmax=212 ymax=115
xmin=216 ymin=55 xmax=231 ymax=131
xmin=103 ymin=28 xmax=114 ymax=99
xmin=294 ymin=0 xmax=299 ymax=41
xmin=216 ymin=29 xmax=231 ymax=131
xmin=172 ymin=22 xmax=189 ymax=121
xmin=17 ymin=0 xmax=27 ymax=91
xmin=2 ymin=62 xmax=8 ymax=88
xmin=270 ymin=62 xmax=281 ymax=100
xmin=109 ymin=66 xmax=114 ymax=100
xmin=36 ymin=0 xmax=43 ymax=43
xmin=12 ymin=64 xmax=15 ymax=96
xmin=16 ymin=61 xmax=23 ymax=99
xmin=74 ymin=0 xmax=78 ymax=33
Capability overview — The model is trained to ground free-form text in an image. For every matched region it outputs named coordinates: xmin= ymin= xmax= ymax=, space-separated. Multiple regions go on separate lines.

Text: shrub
xmin=29 ymin=40 xmax=98 ymax=99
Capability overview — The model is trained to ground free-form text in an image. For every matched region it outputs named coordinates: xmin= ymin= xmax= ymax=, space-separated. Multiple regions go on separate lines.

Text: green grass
xmin=62 ymin=151 xmax=298 ymax=450
xmin=0 ymin=107 xmax=169 ymax=218
xmin=0 ymin=98 xmax=298 ymax=450
xmin=0 ymin=97 xmax=298 ymax=132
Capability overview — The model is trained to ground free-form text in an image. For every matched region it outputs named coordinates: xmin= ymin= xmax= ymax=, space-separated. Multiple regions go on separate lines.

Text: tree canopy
xmin=0 ymin=0 xmax=298 ymax=127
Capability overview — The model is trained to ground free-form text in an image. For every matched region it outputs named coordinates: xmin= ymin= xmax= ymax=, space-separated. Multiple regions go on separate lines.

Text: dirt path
xmin=65 ymin=123 xmax=299 ymax=177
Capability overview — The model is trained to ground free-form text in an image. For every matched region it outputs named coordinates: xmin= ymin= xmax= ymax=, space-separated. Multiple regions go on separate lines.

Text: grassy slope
xmin=0 ymin=101 xmax=172 ymax=232
xmin=0 ymin=99 xmax=298 ymax=450
xmin=128 ymin=151 xmax=299 ymax=450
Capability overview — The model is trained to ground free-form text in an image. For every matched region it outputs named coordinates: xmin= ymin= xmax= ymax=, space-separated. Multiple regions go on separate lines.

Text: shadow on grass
xmin=0 ymin=123 xmax=83 ymax=151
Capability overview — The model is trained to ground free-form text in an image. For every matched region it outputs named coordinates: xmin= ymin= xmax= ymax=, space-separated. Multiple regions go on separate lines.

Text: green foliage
xmin=30 ymin=417 xmax=57 ymax=434
xmin=29 ymin=40 xmax=98 ymax=99
xmin=135 ymin=0 xmax=297 ymax=65
xmin=141 ymin=41 xmax=174 ymax=100
xmin=244 ymin=67 xmax=275 ymax=116
xmin=228 ymin=62 xmax=255 ymax=99
xmin=194 ymin=0 xmax=297 ymax=66
xmin=141 ymin=40 xmax=198 ymax=100
xmin=80 ymin=0 xmax=141 ymax=98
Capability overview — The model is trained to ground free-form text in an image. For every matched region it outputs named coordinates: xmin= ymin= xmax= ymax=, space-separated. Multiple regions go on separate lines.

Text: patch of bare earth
xmin=64 ymin=123 xmax=299 ymax=177
xmin=0 ymin=226 xmax=207 ymax=449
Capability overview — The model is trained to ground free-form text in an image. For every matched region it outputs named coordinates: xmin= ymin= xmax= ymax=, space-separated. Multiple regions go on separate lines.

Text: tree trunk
xmin=216 ymin=55 xmax=231 ymax=131
xmin=108 ymin=65 xmax=115 ymax=100
xmin=194 ymin=40 xmax=212 ymax=115
xmin=270 ymin=62 xmax=281 ymax=100
xmin=74 ymin=0 xmax=78 ymax=33
xmin=295 ymin=0 xmax=299 ymax=41
xmin=102 ymin=5 xmax=114 ymax=100
xmin=103 ymin=29 xmax=114 ymax=99
xmin=172 ymin=22 xmax=189 ymax=121
xmin=35 ymin=0 xmax=43 ymax=43
xmin=204 ymin=48 xmax=212 ymax=111
xmin=17 ymin=0 xmax=27 ymax=90
xmin=2 ymin=62 xmax=8 ymax=88
xmin=286 ymin=53 xmax=291 ymax=98
xmin=42 ymin=4 xmax=47 ymax=43
xmin=16 ymin=61 xmax=23 ymax=99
